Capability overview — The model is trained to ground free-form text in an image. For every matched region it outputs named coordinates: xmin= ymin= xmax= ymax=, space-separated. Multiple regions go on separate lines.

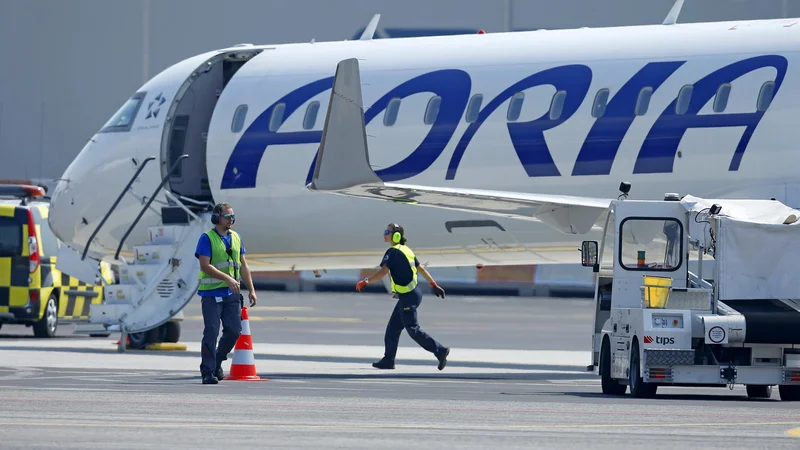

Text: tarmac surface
xmin=1 ymin=292 xmax=800 ymax=448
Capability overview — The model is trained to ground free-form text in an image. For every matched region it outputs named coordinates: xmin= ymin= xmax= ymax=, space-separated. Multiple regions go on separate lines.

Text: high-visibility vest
xmin=390 ymin=244 xmax=418 ymax=294
xmin=198 ymin=229 xmax=241 ymax=291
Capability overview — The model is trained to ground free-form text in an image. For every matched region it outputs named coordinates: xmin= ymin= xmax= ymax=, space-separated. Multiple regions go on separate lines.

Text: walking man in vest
xmin=356 ymin=223 xmax=450 ymax=370
xmin=196 ymin=203 xmax=257 ymax=384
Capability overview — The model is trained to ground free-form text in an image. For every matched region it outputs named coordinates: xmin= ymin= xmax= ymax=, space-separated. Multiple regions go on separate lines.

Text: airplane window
xmin=231 ymin=105 xmax=248 ymax=133
xmin=384 ymin=98 xmax=401 ymax=126
xmin=268 ymin=103 xmax=286 ymax=132
xmin=303 ymin=101 xmax=320 ymax=130
xmin=713 ymin=83 xmax=731 ymax=113
xmin=757 ymin=81 xmax=775 ymax=112
xmin=0 ymin=218 xmax=21 ymax=256
xmin=592 ymin=89 xmax=609 ymax=118
xmin=424 ymin=96 xmax=442 ymax=125
xmin=507 ymin=92 xmax=525 ymax=122
xmin=549 ymin=90 xmax=567 ymax=120
xmin=635 ymin=87 xmax=653 ymax=116
xmin=99 ymin=92 xmax=146 ymax=133
xmin=465 ymin=94 xmax=483 ymax=123
xmin=675 ymin=85 xmax=693 ymax=115
xmin=619 ymin=218 xmax=682 ymax=272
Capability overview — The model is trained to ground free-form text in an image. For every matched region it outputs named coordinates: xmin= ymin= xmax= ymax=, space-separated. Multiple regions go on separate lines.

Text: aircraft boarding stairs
xmin=69 ymin=155 xmax=211 ymax=352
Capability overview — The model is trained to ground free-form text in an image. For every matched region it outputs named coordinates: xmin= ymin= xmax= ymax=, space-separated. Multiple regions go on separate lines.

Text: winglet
xmin=307 ymin=58 xmax=382 ymax=192
xmin=359 ymin=14 xmax=382 ymax=40
xmin=662 ymin=0 xmax=684 ymax=25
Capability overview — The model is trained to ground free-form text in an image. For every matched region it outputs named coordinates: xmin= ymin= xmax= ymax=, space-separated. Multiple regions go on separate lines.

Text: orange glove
xmin=431 ymin=282 xmax=445 ymax=298
xmin=356 ymin=278 xmax=369 ymax=292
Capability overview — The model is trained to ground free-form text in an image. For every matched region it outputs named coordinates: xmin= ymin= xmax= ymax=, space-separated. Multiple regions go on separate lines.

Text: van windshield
xmin=0 ymin=218 xmax=22 ymax=256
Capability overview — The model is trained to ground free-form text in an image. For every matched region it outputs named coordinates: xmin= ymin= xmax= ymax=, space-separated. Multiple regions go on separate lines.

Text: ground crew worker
xmin=195 ymin=203 xmax=257 ymax=385
xmin=356 ymin=223 xmax=450 ymax=370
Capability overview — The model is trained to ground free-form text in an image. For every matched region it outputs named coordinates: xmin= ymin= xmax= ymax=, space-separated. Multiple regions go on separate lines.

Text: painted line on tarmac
xmin=0 ymin=368 xmax=42 ymax=381
xmin=787 ymin=427 xmax=800 ymax=437
xmin=246 ymin=306 xmax=316 ymax=312
xmin=184 ymin=315 xmax=361 ymax=323
xmin=1 ymin=395 xmax=796 ymax=421
xmin=1 ymin=419 xmax=799 ymax=431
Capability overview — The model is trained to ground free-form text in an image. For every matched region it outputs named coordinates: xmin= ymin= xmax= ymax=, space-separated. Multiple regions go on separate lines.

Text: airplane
xmin=47 ymin=4 xmax=800 ymax=278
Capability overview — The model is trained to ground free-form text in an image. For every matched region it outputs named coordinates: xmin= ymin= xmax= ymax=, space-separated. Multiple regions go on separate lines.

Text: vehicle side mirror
xmin=581 ymin=241 xmax=599 ymax=270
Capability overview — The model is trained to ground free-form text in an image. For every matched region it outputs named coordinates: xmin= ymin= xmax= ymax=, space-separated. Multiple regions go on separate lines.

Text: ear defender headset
xmin=390 ymin=223 xmax=402 ymax=244
xmin=210 ymin=204 xmax=234 ymax=225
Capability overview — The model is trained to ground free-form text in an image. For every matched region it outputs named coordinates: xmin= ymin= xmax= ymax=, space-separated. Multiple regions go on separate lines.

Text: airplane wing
xmin=306 ymin=58 xmax=614 ymax=235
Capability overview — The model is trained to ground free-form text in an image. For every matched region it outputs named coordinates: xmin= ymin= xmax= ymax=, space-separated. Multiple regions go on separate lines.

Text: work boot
xmin=437 ymin=348 xmax=450 ymax=371
xmin=202 ymin=373 xmax=218 ymax=385
xmin=372 ymin=358 xmax=395 ymax=369
xmin=215 ymin=365 xmax=225 ymax=381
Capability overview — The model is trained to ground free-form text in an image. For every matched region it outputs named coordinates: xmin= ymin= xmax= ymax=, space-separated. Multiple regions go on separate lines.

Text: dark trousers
xmin=200 ymin=293 xmax=242 ymax=375
xmin=382 ymin=288 xmax=445 ymax=361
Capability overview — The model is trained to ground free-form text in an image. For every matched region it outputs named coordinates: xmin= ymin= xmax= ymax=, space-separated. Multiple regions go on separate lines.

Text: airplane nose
xmin=48 ymin=172 xmax=77 ymax=249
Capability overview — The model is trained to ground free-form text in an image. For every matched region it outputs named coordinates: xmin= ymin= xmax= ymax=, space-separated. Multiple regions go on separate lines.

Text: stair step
xmin=147 ymin=225 xmax=187 ymax=245
xmin=104 ymin=285 xmax=141 ymax=303
xmin=134 ymin=244 xmax=176 ymax=265
xmin=119 ymin=264 xmax=163 ymax=286
xmin=90 ymin=303 xmax=135 ymax=325
xmin=73 ymin=324 xmax=112 ymax=335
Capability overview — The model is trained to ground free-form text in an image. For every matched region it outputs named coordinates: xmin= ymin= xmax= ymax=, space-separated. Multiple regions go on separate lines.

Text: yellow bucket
xmin=643 ymin=275 xmax=672 ymax=308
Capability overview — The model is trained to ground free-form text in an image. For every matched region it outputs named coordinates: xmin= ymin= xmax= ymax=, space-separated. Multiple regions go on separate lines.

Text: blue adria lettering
xmin=446 ymin=65 xmax=592 ymax=179
xmin=571 ymin=61 xmax=685 ymax=176
xmin=306 ymin=69 xmax=471 ymax=184
xmin=634 ymin=55 xmax=787 ymax=174
xmin=220 ymin=55 xmax=788 ymax=190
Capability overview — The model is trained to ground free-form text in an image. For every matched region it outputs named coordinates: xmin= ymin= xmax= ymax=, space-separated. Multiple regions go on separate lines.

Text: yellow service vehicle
xmin=0 ymin=184 xmax=114 ymax=337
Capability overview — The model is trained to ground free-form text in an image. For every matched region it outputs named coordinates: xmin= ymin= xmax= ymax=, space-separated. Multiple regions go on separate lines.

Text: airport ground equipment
xmin=60 ymin=155 xmax=208 ymax=351
xmin=583 ymin=191 xmax=800 ymax=400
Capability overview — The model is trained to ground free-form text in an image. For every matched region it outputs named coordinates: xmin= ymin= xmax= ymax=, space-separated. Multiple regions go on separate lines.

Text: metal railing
xmin=114 ymin=154 xmax=189 ymax=260
xmin=82 ymin=156 xmax=156 ymax=261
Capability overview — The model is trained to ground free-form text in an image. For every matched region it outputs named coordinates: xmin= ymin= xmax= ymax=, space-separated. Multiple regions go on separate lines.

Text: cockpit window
xmin=99 ymin=92 xmax=146 ymax=133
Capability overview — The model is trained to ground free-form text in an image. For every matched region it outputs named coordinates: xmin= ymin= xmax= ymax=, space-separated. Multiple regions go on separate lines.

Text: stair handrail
xmin=82 ymin=156 xmax=156 ymax=261
xmin=114 ymin=154 xmax=189 ymax=260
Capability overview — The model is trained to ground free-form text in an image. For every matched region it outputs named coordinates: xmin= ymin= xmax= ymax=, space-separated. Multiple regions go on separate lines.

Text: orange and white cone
xmin=225 ymin=306 xmax=267 ymax=381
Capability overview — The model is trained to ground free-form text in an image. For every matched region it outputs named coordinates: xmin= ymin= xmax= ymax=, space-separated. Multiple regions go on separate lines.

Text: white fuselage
xmin=49 ymin=18 xmax=800 ymax=271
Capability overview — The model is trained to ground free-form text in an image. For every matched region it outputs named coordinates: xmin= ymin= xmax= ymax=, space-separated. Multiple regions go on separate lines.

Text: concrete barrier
xmin=251 ymin=264 xmax=595 ymax=298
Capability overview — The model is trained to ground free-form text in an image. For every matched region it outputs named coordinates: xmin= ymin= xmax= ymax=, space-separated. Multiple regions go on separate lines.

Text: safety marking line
xmin=246 ymin=306 xmax=316 ymax=312
xmin=184 ymin=315 xmax=361 ymax=323
xmin=246 ymin=245 xmax=579 ymax=259
xmin=0 ymin=420 xmax=799 ymax=431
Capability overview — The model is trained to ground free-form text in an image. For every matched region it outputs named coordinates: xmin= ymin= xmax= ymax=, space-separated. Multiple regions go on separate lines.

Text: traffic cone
xmin=225 ymin=306 xmax=267 ymax=381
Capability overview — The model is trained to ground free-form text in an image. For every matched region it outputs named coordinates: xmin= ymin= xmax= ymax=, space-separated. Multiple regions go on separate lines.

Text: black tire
xmin=33 ymin=293 xmax=58 ymax=338
xmin=629 ymin=340 xmax=657 ymax=398
xmin=601 ymin=338 xmax=626 ymax=395
xmin=746 ymin=385 xmax=772 ymax=399
xmin=162 ymin=321 xmax=181 ymax=343
xmin=127 ymin=327 xmax=160 ymax=349
xmin=779 ymin=385 xmax=800 ymax=401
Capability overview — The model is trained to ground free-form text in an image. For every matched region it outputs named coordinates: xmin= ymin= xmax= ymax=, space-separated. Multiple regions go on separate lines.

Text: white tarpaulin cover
xmin=680 ymin=195 xmax=800 ymax=225
xmin=679 ymin=195 xmax=800 ymax=300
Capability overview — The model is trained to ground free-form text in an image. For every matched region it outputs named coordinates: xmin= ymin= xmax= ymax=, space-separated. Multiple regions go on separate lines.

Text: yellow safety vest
xmin=390 ymin=244 xmax=418 ymax=294
xmin=198 ymin=229 xmax=241 ymax=291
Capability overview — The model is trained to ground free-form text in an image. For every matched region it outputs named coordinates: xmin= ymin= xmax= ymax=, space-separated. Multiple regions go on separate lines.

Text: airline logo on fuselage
xmin=220 ymin=55 xmax=787 ymax=190
xmin=146 ymin=93 xmax=167 ymax=119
